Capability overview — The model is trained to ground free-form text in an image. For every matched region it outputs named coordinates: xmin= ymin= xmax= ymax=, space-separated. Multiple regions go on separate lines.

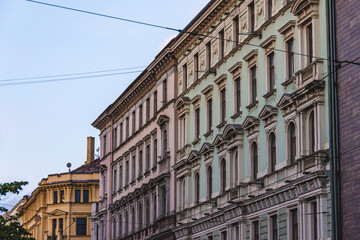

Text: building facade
xmin=91 ymin=45 xmax=177 ymax=240
xmin=171 ymin=0 xmax=332 ymax=239
xmin=18 ymin=137 xmax=100 ymax=240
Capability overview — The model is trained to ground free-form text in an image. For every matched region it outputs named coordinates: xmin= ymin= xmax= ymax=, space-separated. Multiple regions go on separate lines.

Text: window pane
xmin=76 ymin=218 xmax=87 ymax=236
xmin=75 ymin=190 xmax=81 ymax=202
xmin=83 ymin=190 xmax=89 ymax=203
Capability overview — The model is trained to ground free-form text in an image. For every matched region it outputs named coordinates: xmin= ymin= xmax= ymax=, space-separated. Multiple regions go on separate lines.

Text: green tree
xmin=0 ymin=181 xmax=35 ymax=240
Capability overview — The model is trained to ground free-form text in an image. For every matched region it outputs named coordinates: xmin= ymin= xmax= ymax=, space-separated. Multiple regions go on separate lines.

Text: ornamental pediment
xmin=156 ymin=115 xmax=169 ymax=126
xmin=291 ymin=0 xmax=318 ymax=16
xmin=242 ymin=116 xmax=260 ymax=131
xmin=187 ymin=150 xmax=200 ymax=162
xmin=277 ymin=94 xmax=294 ymax=110
xmin=222 ymin=124 xmax=243 ymax=140
xmin=199 ymin=142 xmax=213 ymax=155
xmin=175 ymin=96 xmax=190 ymax=110
xmin=212 ymin=134 xmax=225 ymax=147
xmin=258 ymin=105 xmax=278 ymax=126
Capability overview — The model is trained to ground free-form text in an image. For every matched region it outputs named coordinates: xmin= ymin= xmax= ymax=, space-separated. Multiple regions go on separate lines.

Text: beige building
xmin=18 ymin=137 xmax=100 ymax=240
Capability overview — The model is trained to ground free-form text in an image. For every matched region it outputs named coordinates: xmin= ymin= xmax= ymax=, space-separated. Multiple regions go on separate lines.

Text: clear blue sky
xmin=0 ymin=0 xmax=209 ymax=207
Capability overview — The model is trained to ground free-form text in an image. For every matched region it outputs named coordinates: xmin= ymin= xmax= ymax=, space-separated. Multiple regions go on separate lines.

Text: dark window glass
xmin=52 ymin=219 xmax=57 ymax=238
xmin=233 ymin=17 xmax=239 ymax=47
xmin=138 ymin=203 xmax=143 ymax=229
xmin=251 ymin=66 xmax=257 ymax=103
xmin=146 ymin=144 xmax=150 ymax=171
xmin=311 ymin=202 xmax=318 ymax=240
xmin=221 ymin=158 xmax=226 ymax=193
xmin=139 ymin=104 xmax=143 ymax=128
xmin=195 ymin=108 xmax=200 ymax=139
xmin=252 ymin=142 xmax=258 ymax=180
xmin=194 ymin=53 xmax=199 ymax=81
xmin=75 ymin=190 xmax=81 ymax=202
xmin=132 ymin=207 xmax=135 ymax=233
xmin=268 ymin=0 xmax=273 ymax=19
xmin=221 ymin=231 xmax=227 ymax=240
xmin=206 ymin=42 xmax=211 ymax=69
xmin=163 ymin=79 xmax=167 ymax=105
xmin=268 ymin=52 xmax=275 ymax=91
xmin=145 ymin=199 xmax=150 ymax=226
xmin=183 ymin=64 xmax=187 ymax=91
xmin=154 ymin=91 xmax=158 ymax=114
xmin=207 ymin=166 xmax=212 ymax=198
xmin=235 ymin=77 xmax=241 ymax=113
xmin=287 ymin=38 xmax=294 ymax=78
xmin=309 ymin=111 xmax=315 ymax=154
xmin=153 ymin=139 xmax=157 ymax=168
xmin=103 ymin=134 xmax=107 ymax=156
xmin=59 ymin=218 xmax=63 ymax=235
xmin=270 ymin=133 xmax=276 ymax=173
xmin=138 ymin=149 xmax=143 ymax=177
xmin=132 ymin=154 xmax=136 ymax=182
xmin=221 ymin=88 xmax=226 ymax=122
xmin=162 ymin=129 xmax=168 ymax=157
xmin=219 ymin=29 xmax=225 ymax=59
xmin=120 ymin=122 xmax=123 ymax=144
xmin=126 ymin=117 xmax=129 ymax=139
xmin=60 ymin=190 xmax=64 ymax=203
xmin=125 ymin=160 xmax=129 ymax=186
xmin=161 ymin=186 xmax=166 ymax=216
xmin=146 ymin=98 xmax=150 ymax=122
xmin=76 ymin=218 xmax=87 ymax=236
xmin=132 ymin=111 xmax=136 ymax=134
xmin=289 ymin=123 xmax=296 ymax=163
xmin=83 ymin=190 xmax=89 ymax=203
xmin=53 ymin=191 xmax=58 ymax=204
xmin=291 ymin=208 xmax=298 ymax=240
xmin=271 ymin=215 xmax=278 ymax=240
xmin=153 ymin=194 xmax=157 ymax=222
xmin=253 ymin=220 xmax=259 ymax=240
xmin=307 ymin=24 xmax=313 ymax=65
xmin=119 ymin=165 xmax=122 ymax=189
xmin=207 ymin=98 xmax=213 ymax=131
xmin=113 ymin=127 xmax=117 ymax=149
xmin=249 ymin=2 xmax=255 ymax=32
xmin=195 ymin=172 xmax=200 ymax=203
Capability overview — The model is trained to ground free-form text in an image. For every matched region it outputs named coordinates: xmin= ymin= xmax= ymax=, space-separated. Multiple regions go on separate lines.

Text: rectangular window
xmin=102 ymin=173 xmax=106 ymax=196
xmin=268 ymin=52 xmax=275 ymax=91
xmin=146 ymin=144 xmax=150 ymax=171
xmin=233 ymin=16 xmax=239 ymax=47
xmin=103 ymin=134 xmax=107 ymax=156
xmin=249 ymin=1 xmax=255 ymax=32
xmin=183 ymin=64 xmax=188 ymax=91
xmin=219 ymin=29 xmax=225 ymax=60
xmin=112 ymin=169 xmax=117 ymax=193
xmin=252 ymin=220 xmax=259 ymax=240
xmin=146 ymin=98 xmax=150 ymax=122
xmin=52 ymin=219 xmax=57 ymax=238
xmin=163 ymin=79 xmax=167 ymax=105
xmin=83 ymin=190 xmax=89 ymax=203
xmin=221 ymin=231 xmax=227 ymax=240
xmin=113 ymin=127 xmax=117 ymax=149
xmin=119 ymin=165 xmax=123 ymax=189
xmin=220 ymin=88 xmax=226 ymax=123
xmin=120 ymin=122 xmax=123 ymax=144
xmin=235 ymin=77 xmax=241 ymax=113
xmin=153 ymin=139 xmax=157 ymax=168
xmin=125 ymin=160 xmax=129 ymax=186
xmin=195 ymin=108 xmax=200 ymax=139
xmin=138 ymin=149 xmax=143 ymax=177
xmin=60 ymin=190 xmax=64 ymax=203
xmin=271 ymin=215 xmax=278 ymax=240
xmin=287 ymin=38 xmax=294 ymax=78
xmin=307 ymin=24 xmax=313 ymax=65
xmin=139 ymin=104 xmax=143 ymax=128
xmin=311 ymin=201 xmax=318 ymax=240
xmin=194 ymin=53 xmax=199 ymax=81
xmin=126 ymin=117 xmax=129 ymax=139
xmin=268 ymin=0 xmax=273 ymax=19
xmin=132 ymin=111 xmax=136 ymax=134
xmin=250 ymin=66 xmax=257 ymax=103
xmin=154 ymin=90 xmax=158 ymax=114
xmin=132 ymin=154 xmax=136 ymax=182
xmin=75 ymin=190 xmax=81 ymax=202
xmin=207 ymin=98 xmax=213 ymax=131
xmin=53 ymin=191 xmax=58 ymax=204
xmin=59 ymin=218 xmax=63 ymax=235
xmin=161 ymin=185 xmax=166 ymax=216
xmin=290 ymin=208 xmax=298 ymax=240
xmin=206 ymin=41 xmax=212 ymax=69
xmin=180 ymin=116 xmax=186 ymax=147
xmin=76 ymin=218 xmax=87 ymax=236
xmin=162 ymin=129 xmax=168 ymax=157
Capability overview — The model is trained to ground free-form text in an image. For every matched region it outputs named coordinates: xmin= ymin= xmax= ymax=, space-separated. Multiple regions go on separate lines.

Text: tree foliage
xmin=0 ymin=181 xmax=35 ymax=240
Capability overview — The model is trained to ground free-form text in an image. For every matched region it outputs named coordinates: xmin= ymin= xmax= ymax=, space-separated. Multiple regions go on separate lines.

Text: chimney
xmin=85 ymin=137 xmax=95 ymax=164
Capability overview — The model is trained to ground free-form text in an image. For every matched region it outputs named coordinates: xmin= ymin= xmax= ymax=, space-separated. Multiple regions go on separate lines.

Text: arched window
xmin=221 ymin=158 xmax=226 ymax=193
xmin=269 ymin=133 xmax=276 ymax=173
xmin=288 ymin=122 xmax=296 ymax=164
xmin=252 ymin=142 xmax=258 ymax=180
xmin=309 ymin=111 xmax=315 ymax=154
xmin=207 ymin=166 xmax=212 ymax=199
xmin=195 ymin=172 xmax=200 ymax=203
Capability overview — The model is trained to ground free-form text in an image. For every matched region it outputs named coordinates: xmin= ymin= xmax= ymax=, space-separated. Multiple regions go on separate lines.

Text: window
xmin=60 ymin=190 xmax=64 ymax=203
xmin=250 ymin=66 xmax=257 ymax=104
xmin=207 ymin=98 xmax=213 ymax=131
xmin=113 ymin=168 xmax=117 ymax=194
xmin=270 ymin=215 xmax=278 ymax=240
xmin=235 ymin=77 xmax=241 ymax=113
xmin=207 ymin=166 xmax=213 ymax=199
xmin=126 ymin=117 xmax=129 ymax=139
xmin=102 ymin=173 xmax=106 ymax=196
xmin=307 ymin=24 xmax=313 ymax=65
xmin=249 ymin=1 xmax=255 ymax=32
xmin=52 ymin=219 xmax=57 ymax=238
xmin=132 ymin=207 xmax=135 ymax=233
xmin=162 ymin=129 xmax=168 ymax=157
xmin=221 ymin=231 xmax=227 ymax=240
xmin=145 ymin=144 xmax=150 ymax=171
xmin=252 ymin=142 xmax=258 ymax=180
xmin=153 ymin=193 xmax=157 ymax=222
xmin=139 ymin=104 xmax=143 ymax=128
xmin=153 ymin=139 xmax=157 ymax=168
xmin=219 ymin=29 xmax=225 ymax=60
xmin=288 ymin=122 xmax=296 ymax=164
xmin=59 ymin=218 xmax=63 ymax=235
xmin=183 ymin=64 xmax=188 ymax=91
xmin=145 ymin=199 xmax=150 ymax=226
xmin=132 ymin=154 xmax=136 ymax=182
xmin=180 ymin=116 xmax=186 ymax=147
xmin=154 ymin=91 xmax=158 ymax=114
xmin=181 ymin=178 xmax=186 ymax=209
xmin=206 ymin=41 xmax=212 ymax=69
xmin=125 ymin=160 xmax=129 ymax=186
xmin=234 ymin=151 xmax=239 ymax=184
xmin=252 ymin=220 xmax=259 ymax=240
xmin=267 ymin=0 xmax=273 ymax=19
xmin=290 ymin=208 xmax=298 ymax=240
xmin=103 ymin=134 xmax=107 ymax=156
xmin=118 ymin=214 xmax=122 ymax=238
xmin=160 ymin=185 xmax=166 ymax=216
xmin=195 ymin=172 xmax=200 ymax=203
xmin=163 ymin=79 xmax=167 ymax=105
xmin=138 ymin=149 xmax=143 ymax=177
xmin=221 ymin=158 xmax=226 ymax=194
xmin=220 ymin=88 xmax=226 ymax=123
xmin=75 ymin=190 xmax=81 ymax=202
xmin=195 ymin=108 xmax=200 ymax=139
xmin=287 ymin=38 xmax=294 ymax=79
xmin=53 ymin=191 xmax=58 ymax=204
xmin=119 ymin=165 xmax=123 ymax=189
xmin=113 ymin=127 xmax=117 ymax=149
xmin=194 ymin=53 xmax=199 ymax=81
xmin=268 ymin=52 xmax=275 ymax=92
xmin=138 ymin=203 xmax=143 ymax=229
xmin=132 ymin=111 xmax=136 ymax=134
xmin=233 ymin=16 xmax=239 ymax=47
xmin=83 ymin=190 xmax=89 ymax=203
xmin=269 ymin=133 xmax=276 ymax=173
xmin=309 ymin=111 xmax=315 ymax=154
xmin=112 ymin=217 xmax=116 ymax=240
xmin=120 ymin=122 xmax=123 ymax=145
xmin=208 ymin=236 xmax=213 ymax=240
xmin=125 ymin=211 xmax=129 ymax=235
xmin=146 ymin=98 xmax=150 ymax=122
xmin=311 ymin=201 xmax=318 ymax=240
xmin=76 ymin=218 xmax=87 ymax=236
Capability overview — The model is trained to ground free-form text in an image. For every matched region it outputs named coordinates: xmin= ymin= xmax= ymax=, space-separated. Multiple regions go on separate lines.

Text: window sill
xmin=263 ymin=89 xmax=276 ymax=99
xmin=203 ymin=130 xmax=213 ymax=137
xmin=282 ymin=76 xmax=295 ymax=87
xmin=231 ymin=112 xmax=242 ymax=120
xmin=246 ymin=101 xmax=258 ymax=110
xmin=216 ymin=121 xmax=227 ymax=129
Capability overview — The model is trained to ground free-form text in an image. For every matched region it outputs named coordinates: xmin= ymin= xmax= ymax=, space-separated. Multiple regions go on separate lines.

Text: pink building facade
xmin=91 ymin=46 xmax=177 ymax=240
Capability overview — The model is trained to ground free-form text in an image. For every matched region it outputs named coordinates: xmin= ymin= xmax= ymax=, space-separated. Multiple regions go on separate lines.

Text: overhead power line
xmin=25 ymin=0 xmax=360 ymax=66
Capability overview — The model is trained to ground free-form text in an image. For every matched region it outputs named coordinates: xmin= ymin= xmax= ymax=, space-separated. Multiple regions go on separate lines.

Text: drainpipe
xmin=326 ymin=0 xmax=342 ymax=239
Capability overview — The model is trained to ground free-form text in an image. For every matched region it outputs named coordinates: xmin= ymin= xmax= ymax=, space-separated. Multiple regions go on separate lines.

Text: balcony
xmin=295 ymin=59 xmax=323 ymax=89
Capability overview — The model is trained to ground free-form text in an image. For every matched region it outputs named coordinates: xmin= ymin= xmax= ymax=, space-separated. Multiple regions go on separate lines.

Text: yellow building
xmin=18 ymin=137 xmax=100 ymax=240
